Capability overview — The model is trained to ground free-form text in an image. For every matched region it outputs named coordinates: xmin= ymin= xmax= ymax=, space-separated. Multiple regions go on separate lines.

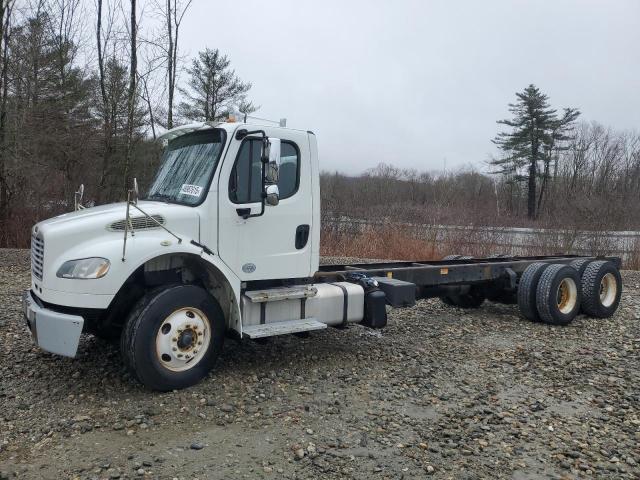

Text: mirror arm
xmin=235 ymin=129 xmax=266 ymax=141
xmin=238 ymin=133 xmax=280 ymax=219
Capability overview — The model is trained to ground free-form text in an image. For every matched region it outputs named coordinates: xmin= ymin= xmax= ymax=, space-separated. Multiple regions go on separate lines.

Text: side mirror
xmin=265 ymin=184 xmax=279 ymax=206
xmin=263 ymin=138 xmax=280 ymax=185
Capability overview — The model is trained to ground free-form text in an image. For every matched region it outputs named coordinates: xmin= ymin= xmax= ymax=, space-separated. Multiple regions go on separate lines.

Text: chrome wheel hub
xmin=155 ymin=307 xmax=211 ymax=372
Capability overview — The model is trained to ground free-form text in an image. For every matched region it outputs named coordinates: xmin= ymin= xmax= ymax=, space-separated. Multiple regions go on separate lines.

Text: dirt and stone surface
xmin=1 ymin=249 xmax=639 ymax=479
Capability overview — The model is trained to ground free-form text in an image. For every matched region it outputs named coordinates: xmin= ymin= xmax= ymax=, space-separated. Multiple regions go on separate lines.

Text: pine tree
xmin=178 ymin=48 xmax=252 ymax=122
xmin=491 ymin=84 xmax=579 ymax=219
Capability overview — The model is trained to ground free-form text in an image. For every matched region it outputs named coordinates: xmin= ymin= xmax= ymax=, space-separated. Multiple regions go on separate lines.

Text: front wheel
xmin=121 ymin=285 xmax=225 ymax=391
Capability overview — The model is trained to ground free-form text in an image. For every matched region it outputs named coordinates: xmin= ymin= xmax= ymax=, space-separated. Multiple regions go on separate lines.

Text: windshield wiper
xmin=146 ymin=193 xmax=173 ymax=203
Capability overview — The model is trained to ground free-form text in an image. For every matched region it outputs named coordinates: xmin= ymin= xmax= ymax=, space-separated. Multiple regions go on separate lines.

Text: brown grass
xmin=321 ymin=223 xmax=639 ymax=268
xmin=321 ymin=225 xmax=444 ymax=261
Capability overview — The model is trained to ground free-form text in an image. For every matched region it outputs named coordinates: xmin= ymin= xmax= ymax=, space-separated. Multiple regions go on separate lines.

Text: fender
xmin=36 ymin=233 xmax=243 ymax=334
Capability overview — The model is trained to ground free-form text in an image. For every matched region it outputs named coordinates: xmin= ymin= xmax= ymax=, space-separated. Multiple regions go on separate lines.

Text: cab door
xmin=217 ymin=128 xmax=313 ymax=281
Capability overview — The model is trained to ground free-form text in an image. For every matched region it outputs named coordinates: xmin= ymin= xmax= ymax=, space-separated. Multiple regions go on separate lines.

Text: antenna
xmin=237 ymin=114 xmax=287 ymax=127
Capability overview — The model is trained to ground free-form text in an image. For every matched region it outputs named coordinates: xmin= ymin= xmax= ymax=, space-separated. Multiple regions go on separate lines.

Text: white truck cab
xmin=23 ymin=120 xmax=383 ymax=390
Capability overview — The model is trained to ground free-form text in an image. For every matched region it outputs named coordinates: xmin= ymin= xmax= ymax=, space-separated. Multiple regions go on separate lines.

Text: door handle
xmin=236 ymin=208 xmax=251 ymax=219
xmin=295 ymin=225 xmax=310 ymax=249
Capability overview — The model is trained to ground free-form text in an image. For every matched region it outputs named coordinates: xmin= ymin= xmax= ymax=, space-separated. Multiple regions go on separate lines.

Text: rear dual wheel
xmin=518 ymin=260 xmax=622 ymax=325
xmin=518 ymin=263 xmax=581 ymax=325
xmin=535 ymin=264 xmax=581 ymax=325
xmin=580 ymin=260 xmax=622 ymax=318
xmin=517 ymin=262 xmax=551 ymax=322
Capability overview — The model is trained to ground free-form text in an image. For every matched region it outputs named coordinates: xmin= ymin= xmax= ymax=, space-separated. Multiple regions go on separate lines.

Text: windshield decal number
xmin=179 ymin=184 xmax=203 ymax=197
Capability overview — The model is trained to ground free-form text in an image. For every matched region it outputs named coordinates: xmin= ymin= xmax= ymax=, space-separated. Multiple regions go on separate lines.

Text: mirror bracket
xmin=242 ymin=135 xmax=281 ymax=219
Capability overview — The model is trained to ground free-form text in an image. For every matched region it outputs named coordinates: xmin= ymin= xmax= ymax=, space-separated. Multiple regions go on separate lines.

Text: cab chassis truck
xmin=22 ymin=120 xmax=623 ymax=391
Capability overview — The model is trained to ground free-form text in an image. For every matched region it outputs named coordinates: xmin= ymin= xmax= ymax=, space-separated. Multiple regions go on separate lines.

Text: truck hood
xmin=35 ymin=201 xmax=200 ymax=240
xmin=33 ymin=201 xmax=200 ymax=283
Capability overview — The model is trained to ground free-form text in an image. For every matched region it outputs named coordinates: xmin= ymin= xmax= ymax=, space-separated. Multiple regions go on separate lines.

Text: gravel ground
xmin=1 ymin=249 xmax=639 ymax=479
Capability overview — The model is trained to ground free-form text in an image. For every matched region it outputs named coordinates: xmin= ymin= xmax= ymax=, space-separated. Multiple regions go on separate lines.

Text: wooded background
xmin=0 ymin=0 xmax=256 ymax=247
xmin=322 ymin=122 xmax=640 ymax=230
xmin=321 ymin=122 xmax=640 ymax=265
xmin=1 ymin=1 xmax=638 ymax=265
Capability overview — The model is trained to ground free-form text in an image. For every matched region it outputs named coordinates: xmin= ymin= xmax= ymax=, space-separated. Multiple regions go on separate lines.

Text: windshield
xmin=146 ymin=128 xmax=226 ymax=206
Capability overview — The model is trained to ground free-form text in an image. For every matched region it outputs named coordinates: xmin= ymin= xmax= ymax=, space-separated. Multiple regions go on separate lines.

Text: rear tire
xmin=535 ymin=264 xmax=581 ymax=325
xmin=517 ymin=263 xmax=552 ymax=322
xmin=121 ymin=285 xmax=225 ymax=391
xmin=570 ymin=258 xmax=592 ymax=278
xmin=580 ymin=261 xmax=622 ymax=318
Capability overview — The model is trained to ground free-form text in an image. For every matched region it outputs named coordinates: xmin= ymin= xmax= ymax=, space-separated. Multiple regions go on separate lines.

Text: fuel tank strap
xmin=329 ymin=283 xmax=349 ymax=327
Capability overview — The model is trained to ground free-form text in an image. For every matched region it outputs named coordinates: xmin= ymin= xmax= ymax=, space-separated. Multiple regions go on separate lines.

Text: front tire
xmin=121 ymin=285 xmax=225 ymax=391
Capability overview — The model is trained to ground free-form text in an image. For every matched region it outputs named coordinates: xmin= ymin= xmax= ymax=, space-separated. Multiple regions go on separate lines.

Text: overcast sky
xmin=179 ymin=0 xmax=640 ymax=175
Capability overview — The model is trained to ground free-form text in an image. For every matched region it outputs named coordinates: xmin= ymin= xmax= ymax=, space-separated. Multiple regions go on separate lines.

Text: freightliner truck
xmin=22 ymin=120 xmax=623 ymax=390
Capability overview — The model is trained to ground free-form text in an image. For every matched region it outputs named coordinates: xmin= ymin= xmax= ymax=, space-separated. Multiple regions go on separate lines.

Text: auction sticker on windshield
xmin=179 ymin=184 xmax=203 ymax=197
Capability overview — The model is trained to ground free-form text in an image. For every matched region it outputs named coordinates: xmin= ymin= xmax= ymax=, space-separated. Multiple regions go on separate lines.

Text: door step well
xmin=242 ymin=318 xmax=327 ymax=339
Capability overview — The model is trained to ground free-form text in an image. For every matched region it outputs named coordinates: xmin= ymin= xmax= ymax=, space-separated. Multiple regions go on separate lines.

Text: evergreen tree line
xmin=0 ymin=0 xmax=255 ymax=247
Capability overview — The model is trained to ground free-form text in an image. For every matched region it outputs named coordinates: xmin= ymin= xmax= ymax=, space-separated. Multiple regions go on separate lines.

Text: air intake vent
xmin=31 ymin=233 xmax=44 ymax=280
xmin=108 ymin=215 xmax=166 ymax=231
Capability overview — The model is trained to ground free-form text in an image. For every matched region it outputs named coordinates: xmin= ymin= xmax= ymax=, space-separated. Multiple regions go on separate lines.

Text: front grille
xmin=108 ymin=215 xmax=165 ymax=231
xmin=31 ymin=233 xmax=45 ymax=280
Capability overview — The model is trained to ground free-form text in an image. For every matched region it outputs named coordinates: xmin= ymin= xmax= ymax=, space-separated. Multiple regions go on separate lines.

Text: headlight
xmin=56 ymin=258 xmax=111 ymax=279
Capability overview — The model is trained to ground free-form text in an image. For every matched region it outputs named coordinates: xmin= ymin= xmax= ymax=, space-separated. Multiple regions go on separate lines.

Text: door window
xmin=230 ymin=139 xmax=262 ymax=204
xmin=279 ymin=142 xmax=300 ymax=199
xmin=230 ymin=139 xmax=300 ymax=203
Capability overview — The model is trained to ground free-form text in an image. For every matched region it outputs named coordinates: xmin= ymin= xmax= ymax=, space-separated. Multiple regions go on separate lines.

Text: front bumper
xmin=22 ymin=290 xmax=84 ymax=357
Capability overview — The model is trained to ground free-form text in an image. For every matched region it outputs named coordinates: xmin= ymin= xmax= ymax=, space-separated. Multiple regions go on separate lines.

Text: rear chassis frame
xmin=316 ymin=255 xmax=622 ymax=300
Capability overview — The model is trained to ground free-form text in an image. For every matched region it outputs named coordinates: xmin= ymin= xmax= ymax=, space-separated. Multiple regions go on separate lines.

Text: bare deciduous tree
xmin=122 ymin=0 xmax=136 ymax=192
xmin=0 ymin=0 xmax=15 ymax=247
